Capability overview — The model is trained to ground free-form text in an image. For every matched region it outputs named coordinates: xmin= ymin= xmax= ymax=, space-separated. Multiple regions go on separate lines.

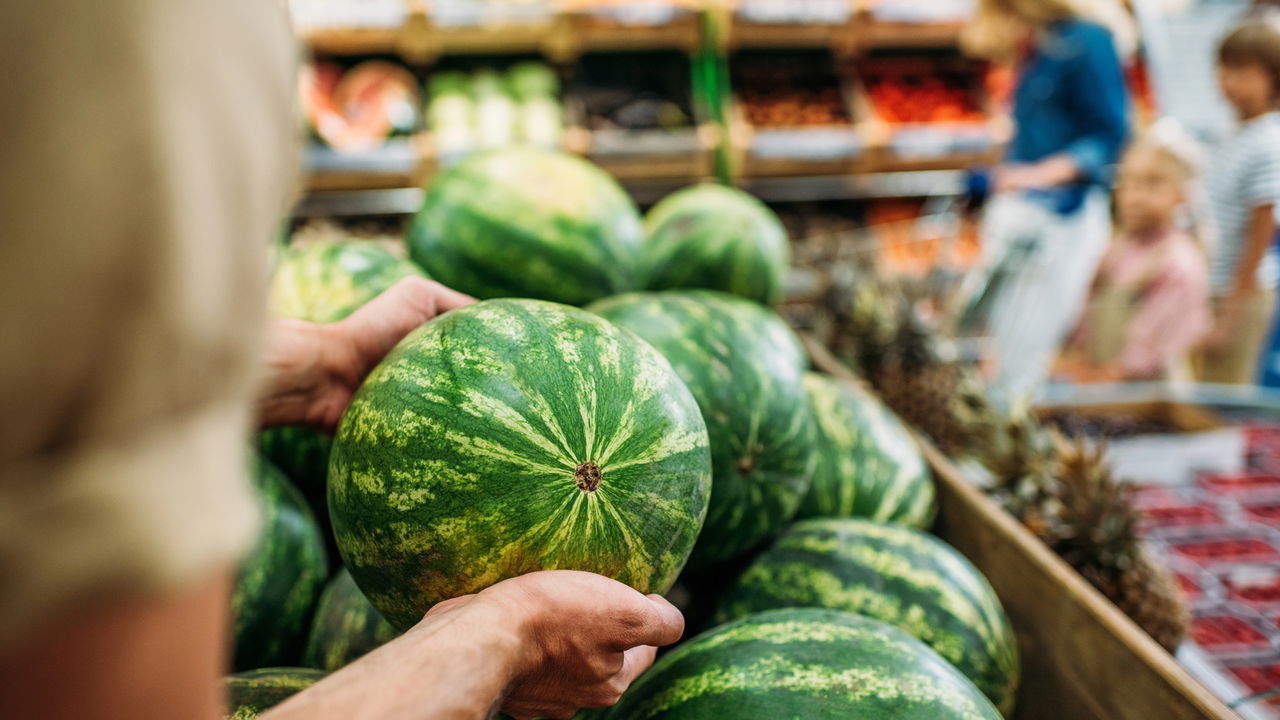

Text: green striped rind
xmin=604 ymin=608 xmax=1001 ymax=720
xmin=224 ymin=667 xmax=325 ymax=720
xmin=258 ymin=427 xmax=332 ymax=498
xmin=232 ymin=458 xmax=329 ymax=671
xmin=329 ymin=299 xmax=712 ymax=628
xmin=262 ymin=239 xmax=424 ymax=490
xmin=268 ymin=239 xmax=426 ymax=324
xmin=715 ymin=519 xmax=1019 ymax=714
xmin=642 ymin=184 xmax=790 ymax=306
xmin=589 ymin=291 xmax=815 ymax=569
xmin=408 ymin=148 xmax=644 ymax=305
xmin=302 ymin=568 xmax=399 ymax=671
xmin=798 ymin=373 xmax=936 ymax=527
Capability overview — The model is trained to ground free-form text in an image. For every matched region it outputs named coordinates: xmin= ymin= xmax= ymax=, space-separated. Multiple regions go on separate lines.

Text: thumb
xmin=341 ymin=277 xmax=472 ymax=375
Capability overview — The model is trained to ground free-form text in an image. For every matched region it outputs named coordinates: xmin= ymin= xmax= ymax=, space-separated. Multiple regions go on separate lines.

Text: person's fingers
xmin=608 ymin=594 xmax=684 ymax=651
xmin=617 ymin=644 xmax=658 ymax=685
xmin=427 ymin=280 xmax=477 ymax=313
xmin=341 ymin=277 xmax=442 ymax=374
xmin=423 ymin=593 xmax=475 ymax=618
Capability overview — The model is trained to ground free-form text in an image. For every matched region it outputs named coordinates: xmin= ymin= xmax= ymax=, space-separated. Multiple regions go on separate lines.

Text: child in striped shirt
xmin=1203 ymin=19 xmax=1280 ymax=384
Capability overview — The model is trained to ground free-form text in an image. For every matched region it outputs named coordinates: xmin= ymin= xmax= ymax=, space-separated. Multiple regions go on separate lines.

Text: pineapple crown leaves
xmin=1042 ymin=433 xmax=1144 ymax=580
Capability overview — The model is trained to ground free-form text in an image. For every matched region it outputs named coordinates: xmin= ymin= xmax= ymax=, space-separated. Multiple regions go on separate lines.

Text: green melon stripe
xmin=411 ymin=150 xmax=642 ymax=305
xmin=782 ymin=524 xmax=1015 ymax=671
xmin=609 ymin=610 xmax=1000 ymax=720
xmin=589 ymin=291 xmax=814 ymax=568
xmin=801 ymin=374 xmax=935 ymax=527
xmin=416 ymin=192 xmax=628 ymax=303
xmin=642 ymin=185 xmax=789 ymax=305
xmin=724 ymin=556 xmax=997 ymax=683
xmin=716 ymin=521 xmax=1018 ymax=711
xmin=330 ymin=300 xmax=710 ymax=627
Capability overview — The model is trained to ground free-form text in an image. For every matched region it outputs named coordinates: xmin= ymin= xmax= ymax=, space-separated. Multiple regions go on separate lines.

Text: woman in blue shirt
xmin=963 ymin=0 xmax=1132 ymax=401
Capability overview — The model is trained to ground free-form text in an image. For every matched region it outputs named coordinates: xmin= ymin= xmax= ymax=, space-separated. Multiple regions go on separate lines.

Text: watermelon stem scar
xmin=575 ymin=461 xmax=603 ymax=492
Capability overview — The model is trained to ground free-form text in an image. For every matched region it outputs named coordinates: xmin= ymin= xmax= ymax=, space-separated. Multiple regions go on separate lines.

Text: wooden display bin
xmin=724 ymin=0 xmax=860 ymax=53
xmin=304 ymin=135 xmax=433 ymax=192
xmin=851 ymin=53 xmax=1008 ymax=173
xmin=806 ymin=340 xmax=1239 ymax=720
xmin=729 ymin=51 xmax=865 ymax=179
xmin=564 ymin=0 xmax=704 ymax=54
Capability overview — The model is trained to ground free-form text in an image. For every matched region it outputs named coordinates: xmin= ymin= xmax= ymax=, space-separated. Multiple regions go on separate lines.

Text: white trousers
xmin=980 ymin=190 xmax=1113 ymax=403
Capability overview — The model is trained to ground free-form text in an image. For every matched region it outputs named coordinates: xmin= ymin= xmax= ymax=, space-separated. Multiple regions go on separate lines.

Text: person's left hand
xmin=258 ymin=277 xmax=475 ymax=432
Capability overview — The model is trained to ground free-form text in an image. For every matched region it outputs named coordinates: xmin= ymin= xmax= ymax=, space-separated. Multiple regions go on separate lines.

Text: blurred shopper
xmin=961 ymin=0 xmax=1132 ymax=401
xmin=1058 ymin=125 xmax=1211 ymax=384
xmin=0 ymin=2 xmax=679 ymax=720
xmin=1202 ymin=19 xmax=1280 ymax=384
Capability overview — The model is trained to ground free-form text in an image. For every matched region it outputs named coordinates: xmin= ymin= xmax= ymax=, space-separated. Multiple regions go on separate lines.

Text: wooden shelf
xmin=297 ymin=2 xmax=972 ymax=60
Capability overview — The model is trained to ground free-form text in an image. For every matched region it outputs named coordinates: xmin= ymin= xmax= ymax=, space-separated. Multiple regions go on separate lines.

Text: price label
xmin=738 ymin=0 xmax=850 ymax=25
xmin=431 ymin=0 xmax=555 ymax=28
xmin=291 ymin=0 xmax=409 ymax=30
xmin=752 ymin=128 xmax=861 ymax=160
xmin=590 ymin=2 xmax=681 ymax=27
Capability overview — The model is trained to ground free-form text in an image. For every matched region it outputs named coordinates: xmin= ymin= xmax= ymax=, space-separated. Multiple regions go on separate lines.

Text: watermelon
xmin=602 ymin=608 xmax=1002 ymax=720
xmin=407 ymin=148 xmax=644 ymax=306
xmin=715 ymin=518 xmax=1020 ymax=714
xmin=260 ymin=239 xmax=427 ymax=491
xmin=302 ymin=568 xmax=399 ymax=671
xmin=642 ymin=184 xmax=790 ymax=306
xmin=797 ymin=373 xmax=936 ymax=527
xmin=232 ymin=458 xmax=329 ymax=671
xmin=268 ymin=239 xmax=427 ymax=324
xmin=589 ymin=291 xmax=815 ymax=569
xmin=224 ymin=667 xmax=325 ymax=720
xmin=329 ymin=298 xmax=712 ymax=629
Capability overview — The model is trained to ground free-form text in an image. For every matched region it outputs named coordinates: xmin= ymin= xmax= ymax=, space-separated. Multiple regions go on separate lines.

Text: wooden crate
xmin=805 ymin=339 xmax=1239 ymax=720
xmin=1036 ymin=401 xmax=1228 ymax=435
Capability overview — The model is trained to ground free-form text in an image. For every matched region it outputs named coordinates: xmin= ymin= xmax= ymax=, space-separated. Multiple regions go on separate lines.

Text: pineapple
xmin=838 ymin=282 xmax=985 ymax=457
xmin=1042 ymin=436 xmax=1190 ymax=652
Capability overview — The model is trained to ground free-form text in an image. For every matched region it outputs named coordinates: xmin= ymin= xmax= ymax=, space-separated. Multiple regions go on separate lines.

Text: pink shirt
xmin=1077 ymin=229 xmax=1212 ymax=378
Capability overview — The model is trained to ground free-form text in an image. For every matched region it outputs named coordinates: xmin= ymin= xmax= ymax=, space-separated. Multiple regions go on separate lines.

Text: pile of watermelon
xmin=225 ymin=150 xmax=1020 ymax=719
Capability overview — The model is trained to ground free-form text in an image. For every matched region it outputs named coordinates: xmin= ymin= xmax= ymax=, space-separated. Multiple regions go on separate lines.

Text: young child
xmin=1203 ymin=19 xmax=1280 ymax=384
xmin=1061 ymin=128 xmax=1211 ymax=383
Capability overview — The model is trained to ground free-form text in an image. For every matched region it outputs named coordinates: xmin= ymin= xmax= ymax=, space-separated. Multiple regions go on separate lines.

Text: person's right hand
xmin=425 ymin=571 xmax=685 ymax=720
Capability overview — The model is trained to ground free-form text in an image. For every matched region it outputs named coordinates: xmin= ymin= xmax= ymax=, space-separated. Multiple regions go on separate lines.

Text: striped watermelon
xmin=589 ymin=291 xmax=815 ymax=569
xmin=715 ymin=519 xmax=1020 ymax=714
xmin=798 ymin=373 xmax=936 ymax=527
xmin=642 ymin=184 xmax=790 ymax=305
xmin=329 ymin=299 xmax=712 ymax=628
xmin=302 ymin=568 xmax=399 ymax=671
xmin=602 ymin=608 xmax=1002 ymax=720
xmin=261 ymin=239 xmax=427 ymax=491
xmin=407 ymin=148 xmax=644 ymax=306
xmin=224 ymin=667 xmax=325 ymax=720
xmin=232 ymin=458 xmax=329 ymax=671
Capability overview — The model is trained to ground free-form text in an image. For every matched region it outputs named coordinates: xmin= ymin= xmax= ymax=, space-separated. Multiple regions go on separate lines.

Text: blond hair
xmin=962 ymin=0 xmax=1136 ymax=61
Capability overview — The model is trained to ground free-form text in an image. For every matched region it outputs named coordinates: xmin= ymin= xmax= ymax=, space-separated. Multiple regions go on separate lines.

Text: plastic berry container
xmin=1189 ymin=605 xmax=1275 ymax=658
xmin=1199 ymin=472 xmax=1280 ymax=497
xmin=1169 ymin=559 xmax=1223 ymax=604
xmin=1137 ymin=493 xmax=1226 ymax=533
xmin=1222 ymin=653 xmax=1280 ymax=711
xmin=1154 ymin=525 xmax=1280 ymax=568
xmin=1218 ymin=565 xmax=1280 ymax=611
xmin=1133 ymin=483 xmax=1200 ymax=510
xmin=1243 ymin=499 xmax=1280 ymax=528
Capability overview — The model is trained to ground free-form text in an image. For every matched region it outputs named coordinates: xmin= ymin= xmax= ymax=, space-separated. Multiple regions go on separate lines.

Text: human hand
xmin=994 ymin=156 xmax=1080 ymax=193
xmin=426 ymin=571 xmax=685 ymax=720
xmin=1203 ymin=293 xmax=1245 ymax=355
xmin=258 ymin=277 xmax=474 ymax=431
